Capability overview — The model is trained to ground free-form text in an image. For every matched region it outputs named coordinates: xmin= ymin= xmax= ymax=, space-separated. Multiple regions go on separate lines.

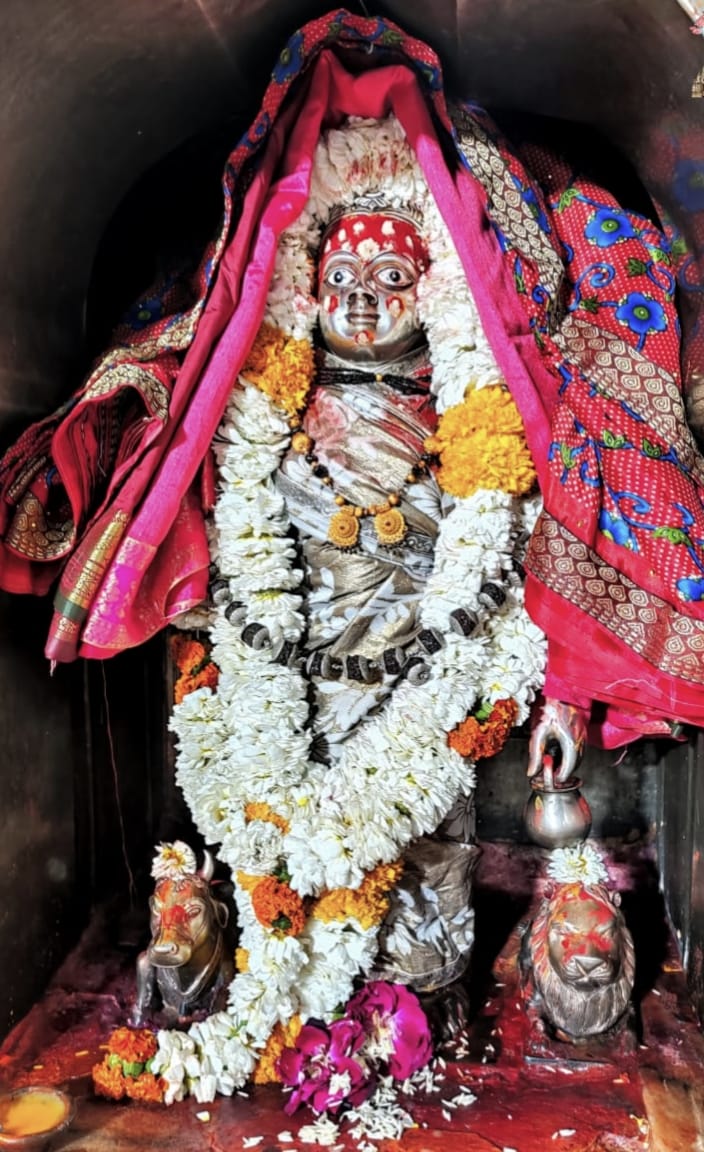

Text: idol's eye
xmin=326 ymin=266 xmax=357 ymax=288
xmin=375 ymin=265 xmax=414 ymax=289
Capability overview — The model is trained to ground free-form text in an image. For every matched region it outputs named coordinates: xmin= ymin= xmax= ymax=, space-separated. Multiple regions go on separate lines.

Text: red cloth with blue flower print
xmin=0 ymin=7 xmax=702 ymax=746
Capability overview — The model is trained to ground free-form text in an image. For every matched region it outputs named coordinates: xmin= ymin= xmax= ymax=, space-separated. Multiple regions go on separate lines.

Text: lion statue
xmin=523 ymin=882 xmax=635 ymax=1042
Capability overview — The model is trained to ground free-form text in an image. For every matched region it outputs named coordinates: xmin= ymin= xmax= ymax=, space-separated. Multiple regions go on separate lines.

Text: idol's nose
xmin=574 ymin=954 xmax=607 ymax=976
xmin=348 ymin=284 xmax=378 ymax=308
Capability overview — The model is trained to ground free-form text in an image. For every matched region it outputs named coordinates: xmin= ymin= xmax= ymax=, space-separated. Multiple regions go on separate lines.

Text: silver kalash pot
xmin=523 ymin=753 xmax=592 ymax=849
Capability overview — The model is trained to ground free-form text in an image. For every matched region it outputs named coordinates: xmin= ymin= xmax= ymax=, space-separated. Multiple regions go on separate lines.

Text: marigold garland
xmin=105 ymin=1026 xmax=158 ymax=1065
xmin=174 ymin=662 xmax=219 ymax=705
xmin=252 ymin=1016 xmax=303 ymax=1085
xmin=250 ymin=875 xmax=307 ymax=936
xmin=425 ymin=386 xmax=537 ymax=499
xmin=448 ymin=698 xmax=519 ymax=760
xmin=241 ymin=322 xmax=315 ymax=419
xmin=313 ymin=860 xmax=404 ymax=931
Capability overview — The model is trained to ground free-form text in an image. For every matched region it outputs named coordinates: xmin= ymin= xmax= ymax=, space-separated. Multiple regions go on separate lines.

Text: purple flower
xmin=277 ymin=1020 xmax=374 ymax=1116
xmin=346 ymin=981 xmax=433 ymax=1080
xmin=584 ymin=207 xmax=637 ymax=247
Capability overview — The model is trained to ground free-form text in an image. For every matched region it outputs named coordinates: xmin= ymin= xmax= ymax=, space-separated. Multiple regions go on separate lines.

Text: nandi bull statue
xmin=131 ymin=841 xmax=234 ymax=1026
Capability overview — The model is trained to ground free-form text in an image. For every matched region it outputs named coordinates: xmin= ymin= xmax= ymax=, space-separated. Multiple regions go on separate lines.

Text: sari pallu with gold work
xmin=0 ymin=9 xmax=702 ymax=746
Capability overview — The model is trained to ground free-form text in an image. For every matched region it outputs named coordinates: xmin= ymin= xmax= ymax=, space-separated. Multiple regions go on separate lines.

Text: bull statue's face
xmin=148 ymin=875 xmax=227 ymax=969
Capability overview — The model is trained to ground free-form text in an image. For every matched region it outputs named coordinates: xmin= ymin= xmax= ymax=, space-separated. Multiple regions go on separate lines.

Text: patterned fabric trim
xmin=528 ymin=512 xmax=704 ymax=684
xmin=450 ymin=104 xmax=565 ymax=308
xmin=82 ymin=360 xmax=171 ymax=424
xmin=557 ymin=314 xmax=704 ymax=485
xmin=5 ymin=491 xmax=75 ymax=561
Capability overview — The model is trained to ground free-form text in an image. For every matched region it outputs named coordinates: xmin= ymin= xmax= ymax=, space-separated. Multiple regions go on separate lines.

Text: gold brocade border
xmin=53 ymin=510 xmax=130 ymax=621
xmin=82 ymin=361 xmax=171 ymax=423
xmin=5 ymin=491 xmax=75 ymax=561
xmin=451 ymin=106 xmax=565 ymax=307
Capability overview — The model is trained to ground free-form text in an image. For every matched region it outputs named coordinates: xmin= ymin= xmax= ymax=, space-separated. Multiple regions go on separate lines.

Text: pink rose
xmin=277 ymin=1019 xmax=375 ymax=1115
xmin=346 ymin=981 xmax=433 ymax=1080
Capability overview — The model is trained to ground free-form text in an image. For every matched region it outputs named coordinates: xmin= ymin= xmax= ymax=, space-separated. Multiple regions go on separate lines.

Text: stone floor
xmin=1 ymin=841 xmax=703 ymax=1152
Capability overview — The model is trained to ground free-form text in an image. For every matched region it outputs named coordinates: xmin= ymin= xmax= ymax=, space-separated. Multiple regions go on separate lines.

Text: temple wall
xmin=0 ymin=593 xmax=85 ymax=1037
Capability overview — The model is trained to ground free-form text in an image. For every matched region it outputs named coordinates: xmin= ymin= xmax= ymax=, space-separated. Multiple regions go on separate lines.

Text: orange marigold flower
xmin=241 ymin=323 xmax=315 ymax=419
xmin=314 ymin=860 xmax=404 ymax=930
xmin=124 ymin=1073 xmax=166 ymax=1105
xmin=244 ymin=802 xmax=290 ymax=834
xmin=107 ymin=1027 xmax=158 ymax=1065
xmin=250 ymin=876 xmax=307 ymax=936
xmin=173 ymin=675 xmax=190 ymax=705
xmin=253 ymin=1016 xmax=303 ymax=1085
xmin=170 ymin=635 xmax=207 ymax=676
xmin=173 ymin=661 xmax=219 ymax=705
xmin=191 ymin=664 xmax=220 ymax=692
xmin=92 ymin=1059 xmax=126 ymax=1101
xmin=448 ymin=699 xmax=519 ymax=760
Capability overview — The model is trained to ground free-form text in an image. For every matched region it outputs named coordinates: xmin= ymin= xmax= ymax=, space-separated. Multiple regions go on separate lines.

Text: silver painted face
xmin=318 ymin=245 xmax=426 ymax=364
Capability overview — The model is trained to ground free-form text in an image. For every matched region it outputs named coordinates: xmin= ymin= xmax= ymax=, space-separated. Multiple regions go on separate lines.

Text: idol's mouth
xmin=346 ymin=310 xmax=378 ymax=327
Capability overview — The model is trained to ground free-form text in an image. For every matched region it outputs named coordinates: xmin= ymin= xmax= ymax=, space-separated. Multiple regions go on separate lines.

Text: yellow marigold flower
xmin=313 ymin=860 xmax=404 ymax=930
xmin=235 ymin=871 xmax=260 ymax=893
xmin=241 ymin=322 xmax=315 ymax=418
xmin=235 ymin=947 xmax=249 ymax=973
xmin=253 ymin=1016 xmax=303 ymax=1085
xmin=244 ymin=801 xmax=290 ymax=834
xmin=428 ymin=386 xmax=536 ymax=499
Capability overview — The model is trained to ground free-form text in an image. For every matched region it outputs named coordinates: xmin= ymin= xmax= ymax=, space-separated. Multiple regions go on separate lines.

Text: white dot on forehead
xmin=405 ymin=236 xmax=414 ymax=249
xmin=323 ymin=240 xmax=332 ymax=253
xmin=337 ymin=228 xmax=347 ymax=242
xmin=381 ymin=220 xmax=396 ymax=236
xmin=352 ymin=221 xmax=365 ymax=234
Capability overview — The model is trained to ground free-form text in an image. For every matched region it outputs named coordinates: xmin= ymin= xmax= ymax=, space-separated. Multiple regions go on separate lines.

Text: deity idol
xmin=269 ymin=190 xmax=575 ymax=1008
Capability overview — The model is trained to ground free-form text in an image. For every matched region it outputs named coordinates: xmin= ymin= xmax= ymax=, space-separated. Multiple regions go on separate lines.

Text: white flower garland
xmin=153 ymin=116 xmax=547 ymax=1102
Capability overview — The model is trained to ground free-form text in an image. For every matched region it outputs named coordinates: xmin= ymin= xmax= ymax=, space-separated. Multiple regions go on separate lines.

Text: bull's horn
xmin=199 ymin=849 xmax=215 ymax=882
